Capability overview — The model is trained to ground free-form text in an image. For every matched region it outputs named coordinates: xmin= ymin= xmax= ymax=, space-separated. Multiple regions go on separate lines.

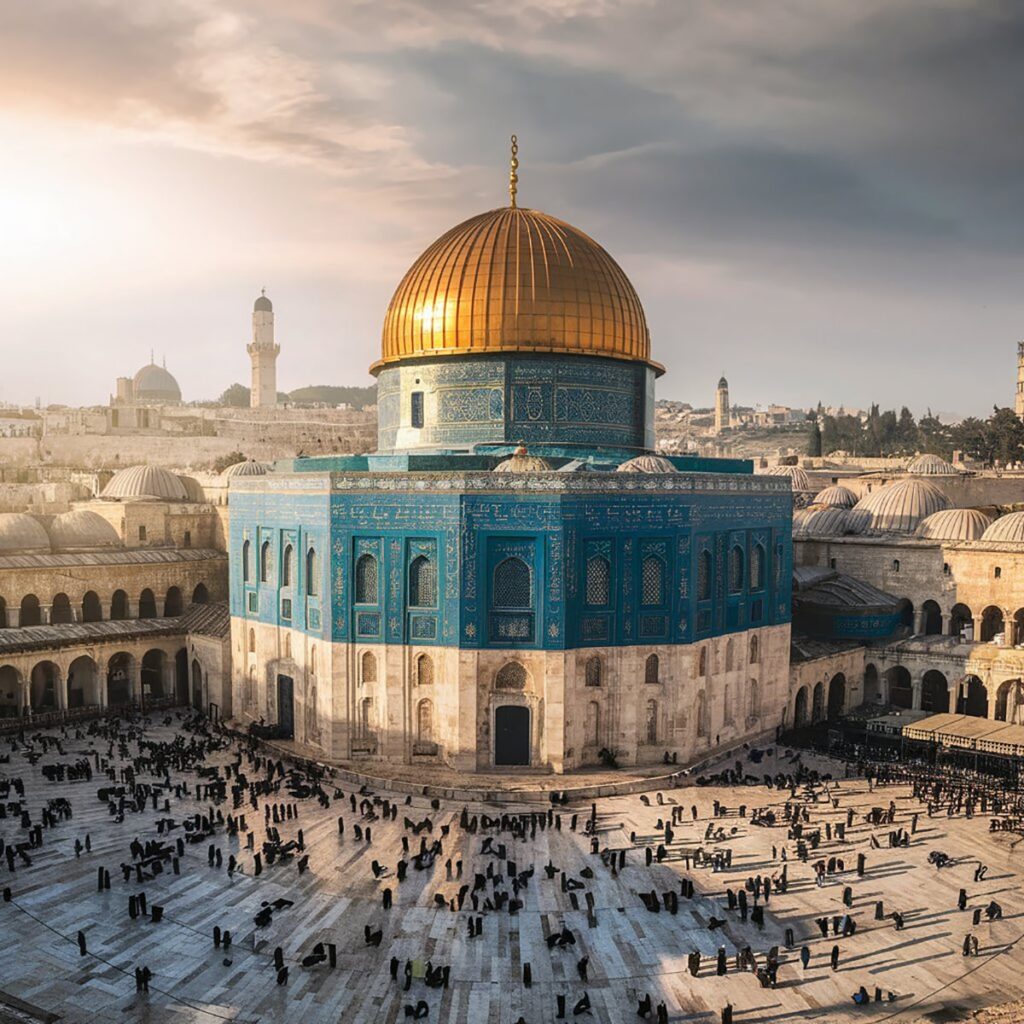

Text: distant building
xmin=248 ymin=290 xmax=280 ymax=410
xmin=714 ymin=375 xmax=730 ymax=433
xmin=1016 ymin=341 xmax=1024 ymax=420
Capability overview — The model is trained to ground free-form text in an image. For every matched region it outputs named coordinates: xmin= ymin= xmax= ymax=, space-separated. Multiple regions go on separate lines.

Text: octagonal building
xmin=228 ymin=160 xmax=793 ymax=773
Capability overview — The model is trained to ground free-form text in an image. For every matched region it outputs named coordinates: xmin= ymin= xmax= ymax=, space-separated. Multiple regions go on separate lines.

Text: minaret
xmin=1016 ymin=342 xmax=1024 ymax=420
xmin=714 ymin=374 xmax=730 ymax=434
xmin=248 ymin=289 xmax=280 ymax=409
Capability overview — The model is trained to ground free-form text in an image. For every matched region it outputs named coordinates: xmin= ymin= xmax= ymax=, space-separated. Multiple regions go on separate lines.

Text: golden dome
xmin=374 ymin=206 xmax=659 ymax=374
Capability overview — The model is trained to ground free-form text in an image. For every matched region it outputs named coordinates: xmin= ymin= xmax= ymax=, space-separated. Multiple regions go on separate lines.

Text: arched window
xmin=750 ymin=634 xmax=759 ymax=664
xmin=82 ymin=590 xmax=103 ymax=623
xmin=163 ymin=587 xmax=182 ymax=617
xmin=585 ymin=556 xmax=610 ymax=607
xmin=416 ymin=653 xmax=433 ymax=687
xmin=726 ymin=638 xmax=735 ymax=671
xmin=995 ymin=566 xmax=1002 ymax=579
xmin=698 ymin=647 xmax=707 ymax=676
xmin=749 ymin=679 xmax=760 ymax=720
xmin=138 ymin=589 xmax=157 ymax=619
xmin=111 ymin=589 xmax=129 ymax=620
xmin=750 ymin=543 xmax=765 ymax=591
xmin=306 ymin=548 xmax=318 ymax=596
xmin=409 ymin=555 xmax=436 ymax=608
xmin=640 ymin=556 xmax=664 ymax=607
xmin=417 ymin=699 xmax=433 ymax=743
xmin=645 ymin=699 xmax=658 ymax=743
xmin=191 ymin=582 xmax=209 ymax=605
xmin=260 ymin=541 xmax=272 ymax=583
xmin=495 ymin=662 xmax=527 ymax=690
xmin=361 ymin=650 xmax=377 ymax=684
xmin=585 ymin=655 xmax=602 ymax=687
xmin=19 ymin=594 xmax=41 ymax=628
xmin=644 ymin=653 xmax=660 ymax=685
xmin=248 ymin=628 xmax=255 ymax=653
xmin=696 ymin=691 xmax=708 ymax=737
xmin=892 ymin=559 xmax=901 ymax=573
xmin=728 ymin=545 xmax=745 ymax=593
xmin=586 ymin=700 xmax=601 ymax=746
xmin=493 ymin=557 xmax=531 ymax=609
xmin=697 ymin=549 xmax=712 ymax=601
xmin=282 ymin=545 xmax=294 ymax=587
xmin=355 ymin=554 xmax=378 ymax=604
xmin=242 ymin=539 xmax=251 ymax=583
xmin=50 ymin=593 xmax=72 ymax=625
xmin=360 ymin=697 xmax=373 ymax=737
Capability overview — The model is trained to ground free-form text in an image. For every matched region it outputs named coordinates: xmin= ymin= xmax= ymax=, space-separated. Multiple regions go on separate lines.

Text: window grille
xmin=640 ymin=556 xmax=664 ymax=607
xmin=585 ymin=556 xmax=610 ymax=606
xmin=355 ymin=554 xmax=378 ymax=604
xmin=409 ymin=555 xmax=436 ymax=607
xmin=494 ymin=557 xmax=531 ymax=608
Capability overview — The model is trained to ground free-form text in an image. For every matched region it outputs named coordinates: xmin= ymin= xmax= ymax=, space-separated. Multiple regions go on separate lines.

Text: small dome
xmin=916 ymin=508 xmax=992 ymax=542
xmin=851 ymin=477 xmax=951 ymax=534
xmin=765 ymin=465 xmax=813 ymax=491
xmin=177 ymin=475 xmax=207 ymax=502
xmin=494 ymin=445 xmax=554 ymax=474
xmin=48 ymin=510 xmax=121 ymax=551
xmin=0 ymin=513 xmax=51 ymax=554
xmin=615 ymin=455 xmax=678 ymax=474
xmin=813 ymin=484 xmax=858 ymax=509
xmin=223 ymin=460 xmax=269 ymax=478
xmin=981 ymin=511 xmax=1024 ymax=544
xmin=794 ymin=506 xmax=857 ymax=538
xmin=133 ymin=362 xmax=181 ymax=404
xmin=254 ymin=291 xmax=273 ymax=312
xmin=101 ymin=465 xmax=189 ymax=501
xmin=907 ymin=453 xmax=960 ymax=476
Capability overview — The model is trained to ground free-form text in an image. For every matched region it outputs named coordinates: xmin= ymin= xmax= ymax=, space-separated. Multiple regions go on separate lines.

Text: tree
xmin=218 ymin=383 xmax=250 ymax=407
xmin=212 ymin=450 xmax=247 ymax=473
xmin=806 ymin=418 xmax=822 ymax=457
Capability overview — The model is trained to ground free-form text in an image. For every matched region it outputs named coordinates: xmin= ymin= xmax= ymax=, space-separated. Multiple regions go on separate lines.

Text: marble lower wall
xmin=231 ymin=617 xmax=790 ymax=774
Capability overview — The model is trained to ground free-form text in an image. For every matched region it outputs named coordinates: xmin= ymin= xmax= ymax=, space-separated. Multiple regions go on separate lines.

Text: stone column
xmin=100 ymin=600 xmax=111 ymax=622
xmin=98 ymin=660 xmax=108 ymax=710
xmin=8 ymin=609 xmax=20 ymax=628
xmin=941 ymin=613 xmax=952 ymax=636
xmin=127 ymin=599 xmax=139 ymax=618
xmin=972 ymin=616 xmax=983 ymax=643
xmin=913 ymin=609 xmax=925 ymax=635
xmin=17 ymin=679 xmax=27 ymax=716
xmin=162 ymin=657 xmax=177 ymax=703
xmin=155 ymin=598 xmax=166 ymax=618
xmin=911 ymin=678 xmax=922 ymax=711
xmin=129 ymin=661 xmax=142 ymax=706
xmin=55 ymin=669 xmax=67 ymax=712
xmin=40 ymin=605 xmax=52 ymax=626
xmin=1003 ymin=609 xmax=1015 ymax=646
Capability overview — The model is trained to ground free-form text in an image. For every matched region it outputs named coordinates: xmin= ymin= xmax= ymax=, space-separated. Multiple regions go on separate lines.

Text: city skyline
xmin=3 ymin=1 xmax=1023 ymax=415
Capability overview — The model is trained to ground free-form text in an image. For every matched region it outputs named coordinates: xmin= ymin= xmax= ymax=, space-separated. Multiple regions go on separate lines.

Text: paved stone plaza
xmin=1 ymin=715 xmax=1022 ymax=1024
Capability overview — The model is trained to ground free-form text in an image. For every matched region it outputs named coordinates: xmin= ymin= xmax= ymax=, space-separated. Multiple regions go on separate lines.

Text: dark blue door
xmin=277 ymin=675 xmax=294 ymax=739
xmin=495 ymin=705 xmax=530 ymax=766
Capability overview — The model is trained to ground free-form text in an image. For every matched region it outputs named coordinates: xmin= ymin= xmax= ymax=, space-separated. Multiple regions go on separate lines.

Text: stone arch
xmin=416 ymin=653 xmax=433 ymax=687
xmin=863 ymin=663 xmax=881 ymax=703
xmin=81 ymin=590 xmax=102 ymax=623
xmin=30 ymin=660 xmax=61 ymax=710
xmin=495 ymin=661 xmax=528 ymax=691
xmin=896 ymin=598 xmax=914 ymax=631
xmin=192 ymin=582 xmax=209 ymax=605
xmin=887 ymin=665 xmax=913 ymax=709
xmin=305 ymin=547 xmax=319 ymax=597
xmin=20 ymin=594 xmax=41 ymax=628
xmin=191 ymin=658 xmax=204 ymax=711
xmin=957 ymin=675 xmax=988 ymax=718
xmin=950 ymin=603 xmax=973 ymax=639
xmin=361 ymin=650 xmax=377 ymax=684
xmin=0 ymin=665 xmax=22 ymax=716
xmin=164 ymin=586 xmax=183 ymax=617
xmin=981 ymin=606 xmax=1004 ymax=643
xmin=584 ymin=654 xmax=602 ymax=687
xmin=260 ymin=540 xmax=272 ymax=583
xmin=282 ymin=544 xmax=294 ymax=588
xmin=111 ymin=589 xmax=130 ymax=620
xmin=812 ymin=681 xmax=825 ymax=722
xmin=416 ymin=698 xmax=433 ymax=743
xmin=141 ymin=649 xmax=167 ymax=699
xmin=922 ymin=670 xmax=949 ymax=713
xmin=67 ymin=655 xmax=99 ymax=709
xmin=138 ymin=588 xmax=157 ymax=619
xmin=408 ymin=554 xmax=436 ymax=608
xmin=50 ymin=593 xmax=73 ymax=625
xmin=175 ymin=648 xmax=189 ymax=704
xmin=793 ymin=685 xmax=809 ymax=727
xmin=242 ymin=539 xmax=252 ymax=583
xmin=749 ymin=634 xmax=759 ymax=664
xmin=827 ymin=673 xmax=846 ymax=720
xmin=994 ymin=678 xmax=1024 ymax=724
xmin=921 ymin=600 xmax=942 ymax=635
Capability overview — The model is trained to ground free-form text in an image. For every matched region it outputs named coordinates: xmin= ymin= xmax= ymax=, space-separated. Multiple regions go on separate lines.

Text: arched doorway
xmin=994 ymin=679 xmax=1024 ymax=724
xmin=863 ymin=664 xmax=881 ymax=703
xmin=67 ymin=656 xmax=99 ymax=709
xmin=192 ymin=582 xmax=209 ymax=605
xmin=138 ymin=589 xmax=157 ymax=619
xmin=887 ymin=666 xmax=913 ymax=709
xmin=107 ymin=653 xmax=134 ymax=706
xmin=0 ymin=666 xmax=21 ymax=717
xmin=897 ymin=599 xmax=914 ymax=631
xmin=20 ymin=594 xmax=41 ymax=628
xmin=495 ymin=705 xmax=530 ymax=765
xmin=950 ymin=604 xmax=973 ymax=640
xmin=981 ymin=606 xmax=1004 ymax=643
xmin=921 ymin=670 xmax=949 ymax=713
xmin=191 ymin=659 xmax=204 ymax=711
xmin=811 ymin=681 xmax=825 ymax=722
xmin=164 ymin=587 xmax=183 ymax=617
xmin=957 ymin=676 xmax=988 ymax=718
xmin=175 ymin=649 xmax=189 ymax=704
xmin=921 ymin=600 xmax=942 ymax=635
xmin=793 ymin=686 xmax=809 ymax=727
xmin=277 ymin=675 xmax=294 ymax=738
xmin=141 ymin=650 xmax=166 ymax=699
xmin=50 ymin=593 xmax=73 ymax=625
xmin=82 ymin=591 xmax=102 ymax=623
xmin=111 ymin=590 xmax=129 ymax=620
xmin=827 ymin=674 xmax=846 ymax=720
xmin=30 ymin=661 xmax=60 ymax=711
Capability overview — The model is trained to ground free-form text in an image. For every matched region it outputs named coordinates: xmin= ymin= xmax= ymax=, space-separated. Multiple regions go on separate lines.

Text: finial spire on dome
xmin=509 ymin=134 xmax=519 ymax=209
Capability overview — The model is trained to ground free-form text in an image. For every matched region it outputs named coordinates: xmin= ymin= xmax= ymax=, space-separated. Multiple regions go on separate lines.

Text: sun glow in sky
xmin=1 ymin=1 xmax=1022 ymax=414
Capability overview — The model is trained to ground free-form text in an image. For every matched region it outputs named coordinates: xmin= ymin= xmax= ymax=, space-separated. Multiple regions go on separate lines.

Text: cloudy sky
xmin=3 ymin=0 xmax=1022 ymax=415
